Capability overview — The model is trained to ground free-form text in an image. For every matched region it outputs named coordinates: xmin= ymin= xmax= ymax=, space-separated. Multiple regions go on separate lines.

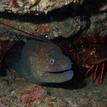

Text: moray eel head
xmin=5 ymin=40 xmax=74 ymax=83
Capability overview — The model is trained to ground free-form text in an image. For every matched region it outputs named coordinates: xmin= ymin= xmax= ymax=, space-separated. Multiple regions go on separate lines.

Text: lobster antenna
xmin=0 ymin=21 xmax=48 ymax=42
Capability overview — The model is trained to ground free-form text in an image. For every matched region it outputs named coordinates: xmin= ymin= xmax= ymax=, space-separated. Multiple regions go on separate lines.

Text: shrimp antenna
xmin=0 ymin=21 xmax=48 ymax=42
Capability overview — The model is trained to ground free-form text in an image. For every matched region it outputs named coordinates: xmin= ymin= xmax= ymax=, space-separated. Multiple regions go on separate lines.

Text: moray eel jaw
xmin=41 ymin=69 xmax=74 ymax=83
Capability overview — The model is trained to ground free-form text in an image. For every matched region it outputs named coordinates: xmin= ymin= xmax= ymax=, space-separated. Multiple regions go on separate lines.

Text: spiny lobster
xmin=61 ymin=32 xmax=107 ymax=85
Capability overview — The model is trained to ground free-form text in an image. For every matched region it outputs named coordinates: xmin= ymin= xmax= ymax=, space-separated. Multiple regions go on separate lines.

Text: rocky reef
xmin=0 ymin=0 xmax=107 ymax=107
xmin=0 ymin=0 xmax=79 ymax=14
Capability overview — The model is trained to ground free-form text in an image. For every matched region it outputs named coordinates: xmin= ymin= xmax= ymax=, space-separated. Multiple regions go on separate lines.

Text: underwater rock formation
xmin=0 ymin=0 xmax=79 ymax=14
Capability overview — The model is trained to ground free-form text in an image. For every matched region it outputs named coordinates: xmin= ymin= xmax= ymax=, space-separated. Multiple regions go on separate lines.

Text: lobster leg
xmin=92 ymin=64 xmax=98 ymax=82
xmin=98 ymin=63 xmax=105 ymax=84
xmin=85 ymin=65 xmax=94 ymax=77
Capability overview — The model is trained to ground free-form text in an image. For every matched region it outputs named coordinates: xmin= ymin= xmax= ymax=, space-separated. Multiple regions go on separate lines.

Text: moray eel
xmin=4 ymin=40 xmax=73 ymax=83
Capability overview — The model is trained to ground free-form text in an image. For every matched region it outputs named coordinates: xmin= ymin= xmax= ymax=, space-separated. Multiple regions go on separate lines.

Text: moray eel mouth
xmin=41 ymin=68 xmax=74 ymax=83
xmin=47 ymin=68 xmax=72 ymax=74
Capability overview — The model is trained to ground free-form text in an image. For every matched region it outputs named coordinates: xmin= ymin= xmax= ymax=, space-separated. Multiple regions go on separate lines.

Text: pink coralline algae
xmin=19 ymin=85 xmax=46 ymax=107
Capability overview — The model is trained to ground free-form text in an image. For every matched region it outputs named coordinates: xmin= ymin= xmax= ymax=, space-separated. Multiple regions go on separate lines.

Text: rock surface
xmin=0 ymin=76 xmax=107 ymax=107
xmin=0 ymin=0 xmax=79 ymax=14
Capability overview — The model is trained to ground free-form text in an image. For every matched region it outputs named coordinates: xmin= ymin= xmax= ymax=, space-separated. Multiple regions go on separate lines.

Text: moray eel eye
xmin=49 ymin=58 xmax=55 ymax=65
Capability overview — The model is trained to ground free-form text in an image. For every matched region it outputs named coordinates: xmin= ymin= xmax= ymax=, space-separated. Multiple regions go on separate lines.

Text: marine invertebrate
xmin=71 ymin=45 xmax=106 ymax=84
xmin=62 ymin=33 xmax=107 ymax=84
xmin=50 ymin=20 xmax=107 ymax=85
